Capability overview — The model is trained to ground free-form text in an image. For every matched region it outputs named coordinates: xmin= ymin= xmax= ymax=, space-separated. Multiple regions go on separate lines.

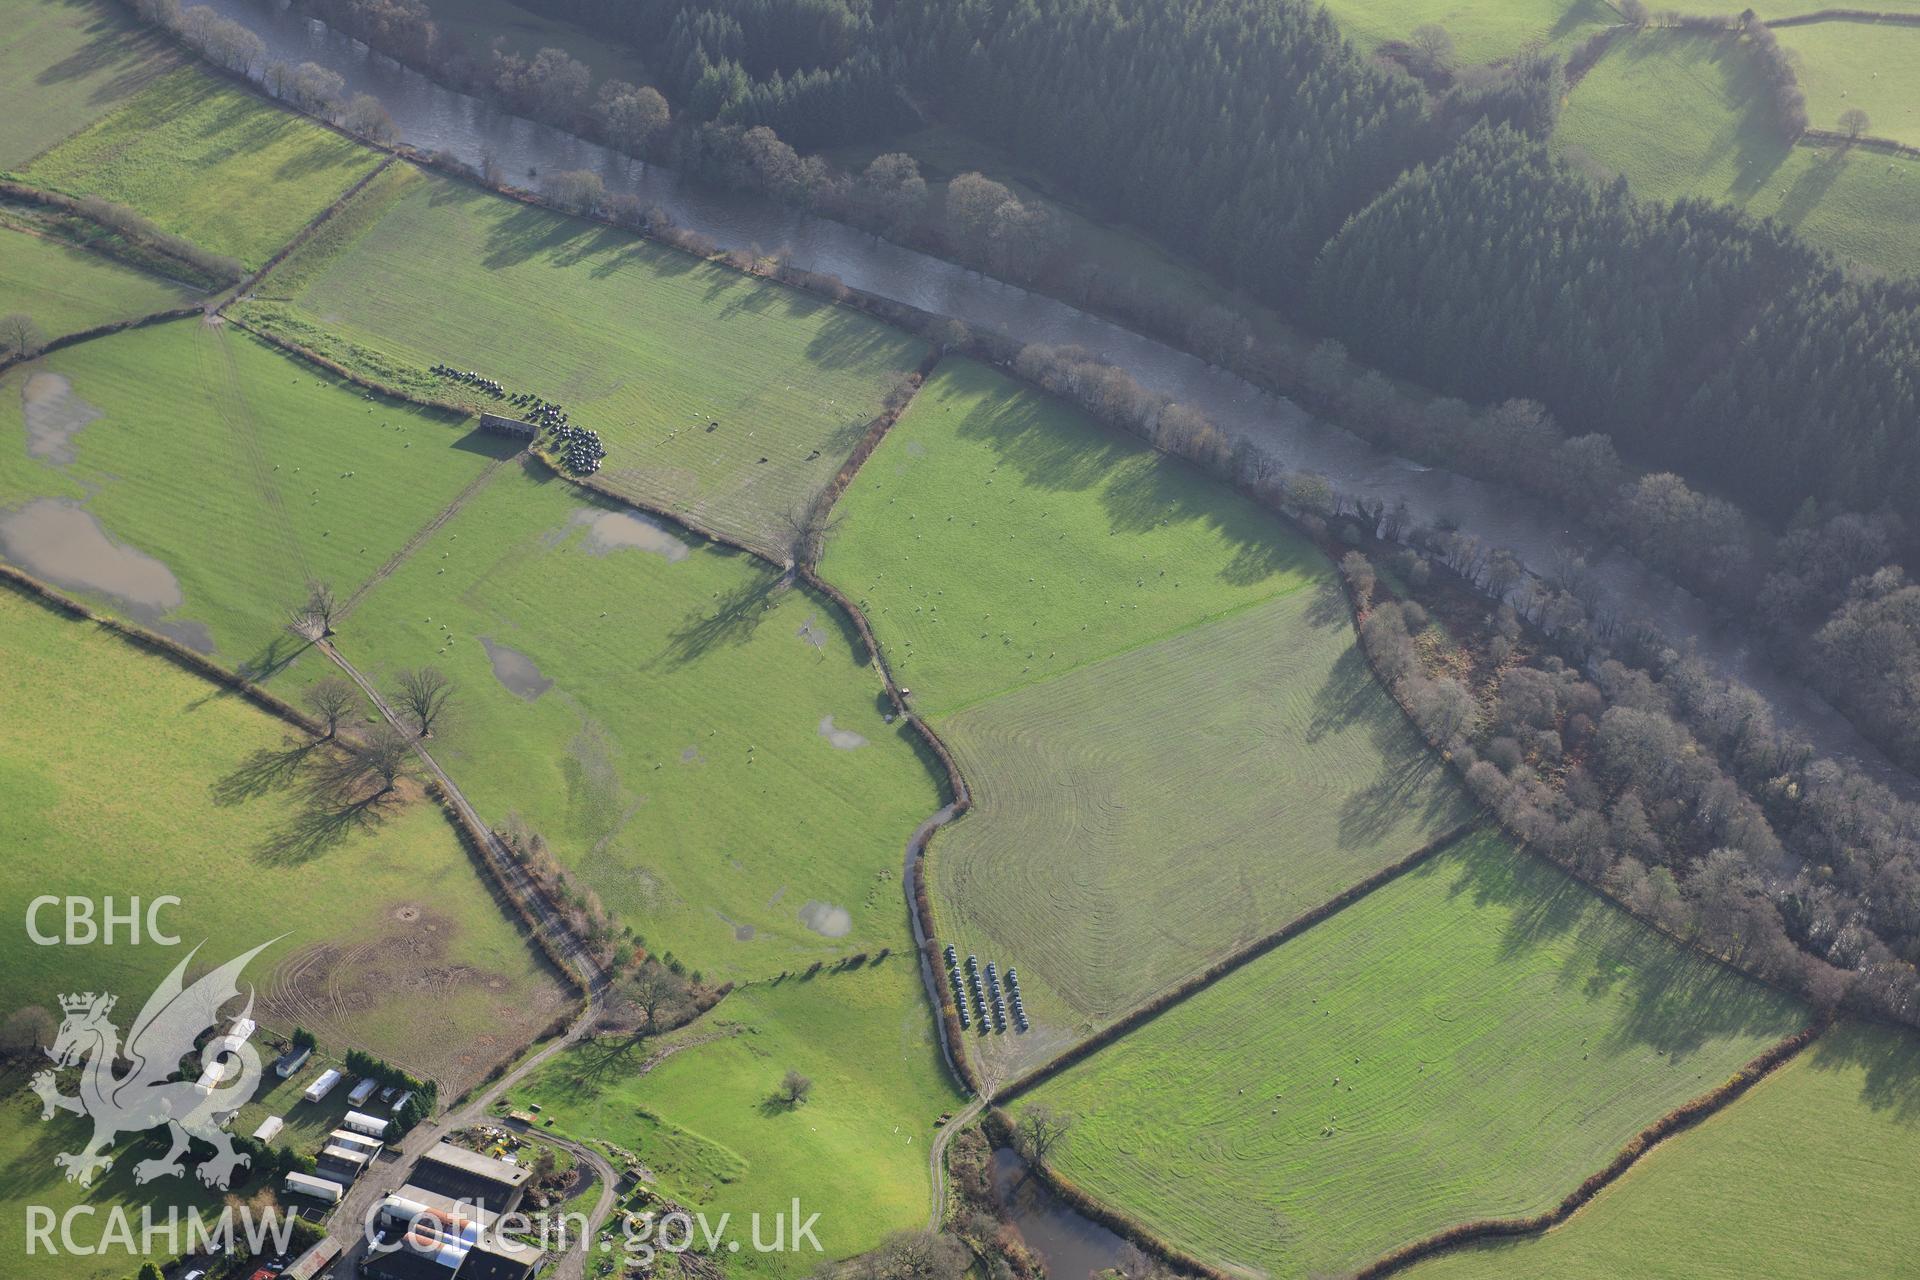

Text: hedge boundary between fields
xmin=0 ymin=563 xmax=592 ymax=1014
xmin=991 ymin=818 xmax=1482 ymax=1103
xmin=421 ymin=775 xmax=593 ymax=1001
xmin=0 ymin=178 xmax=233 ymax=288
xmin=0 ymin=304 xmax=206 ymax=378
xmin=1351 ymin=1015 xmax=1832 ymax=1277
xmin=236 ymin=152 xmax=396 ymax=295
xmin=217 ymin=302 xmax=984 ymax=1079
xmin=0 ymin=562 xmax=327 ymax=734
xmin=1798 ymin=128 xmax=1920 ymax=158
xmin=1765 ymin=7 xmax=1920 ymax=25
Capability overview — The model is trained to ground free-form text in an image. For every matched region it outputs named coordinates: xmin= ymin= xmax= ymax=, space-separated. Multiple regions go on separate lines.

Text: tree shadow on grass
xmin=1336 ymin=750 xmax=1465 ymax=851
xmin=1806 ymin=1021 xmax=1920 ymax=1127
xmin=1775 ymin=146 xmax=1854 ymax=229
xmin=210 ymin=738 xmax=321 ymax=807
xmin=1551 ymin=0 xmax=1613 ymax=40
xmin=800 ymin=310 xmax=914 ymax=373
xmin=554 ymin=1034 xmax=645 ymax=1092
xmin=943 ymin=365 xmax=1309 ymax=590
xmin=655 ymin=573 xmax=777 ymax=667
xmin=482 ymin=202 xmax=605 ymax=272
xmin=253 ymin=783 xmax=395 ymax=867
xmin=35 ymin=4 xmax=168 ymax=91
xmin=1438 ymin=840 xmax=1806 ymax=1062
xmin=238 ymin=633 xmax=309 ymax=682
xmin=1308 ymin=642 xmax=1381 ymax=744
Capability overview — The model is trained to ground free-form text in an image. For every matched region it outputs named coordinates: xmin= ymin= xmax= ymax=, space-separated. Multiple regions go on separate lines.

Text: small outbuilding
xmin=479 ymin=412 xmax=538 ymax=441
xmin=344 ymin=1109 xmax=394 ymax=1139
xmin=304 ymin=1068 xmax=344 ymax=1103
xmin=252 ymin=1115 xmax=285 ymax=1143
xmin=284 ymin=1171 xmax=345 ymax=1204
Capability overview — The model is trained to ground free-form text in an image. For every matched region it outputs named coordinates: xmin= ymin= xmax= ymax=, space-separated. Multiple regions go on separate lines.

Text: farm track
xmin=334 ymin=448 xmax=521 ymax=623
xmin=509 ymin=1127 xmax=620 ymax=1280
xmin=314 ymin=638 xmax=608 ymax=993
xmin=312 ymin=636 xmax=618 ymax=1273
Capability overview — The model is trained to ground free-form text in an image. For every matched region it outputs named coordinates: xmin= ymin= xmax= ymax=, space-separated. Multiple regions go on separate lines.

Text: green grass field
xmin=0 ymin=1069 xmax=237 ymax=1280
xmin=931 ymin=587 xmax=1473 ymax=1074
xmin=236 ymin=163 xmax=928 ymax=556
xmin=1557 ymin=28 xmax=1920 ymax=276
xmin=329 ymin=461 xmax=943 ymax=981
xmin=818 ymin=358 xmax=1317 ymax=718
xmin=517 ymin=960 xmax=962 ymax=1275
xmin=1404 ymin=1020 xmax=1920 ymax=1279
xmin=0 ymin=224 xmax=198 ymax=338
xmin=1776 ymin=21 xmax=1920 ymax=147
xmin=0 ymin=585 xmax=570 ymax=1097
xmin=23 ymin=65 xmax=382 ymax=266
xmin=0 ymin=320 xmax=512 ymax=671
xmin=1318 ymin=0 xmax=1615 ymax=62
xmin=1024 ymin=832 xmax=1807 ymax=1279
xmin=0 ymin=0 xmax=176 ymax=169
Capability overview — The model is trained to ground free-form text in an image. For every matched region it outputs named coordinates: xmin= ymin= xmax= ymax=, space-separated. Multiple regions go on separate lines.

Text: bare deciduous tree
xmin=354 ymin=723 xmax=412 ymax=796
xmin=287 ymin=580 xmax=338 ymax=641
xmin=1839 ymin=107 xmax=1871 ymax=140
xmin=0 ymin=1006 xmax=57 ymax=1059
xmin=624 ymin=963 xmax=686 ymax=1030
xmin=1410 ymin=24 xmax=1455 ymax=74
xmin=861 ymin=1231 xmax=969 ymax=1280
xmin=1013 ymin=1103 xmax=1074 ymax=1166
xmin=304 ymin=675 xmax=356 ymax=737
xmin=313 ymin=722 xmax=411 ymax=801
xmin=342 ymin=93 xmax=399 ymax=144
xmin=394 ymin=666 xmax=454 ymax=737
xmin=775 ymin=1068 xmax=814 ymax=1107
xmin=0 ymin=313 xmax=44 ymax=360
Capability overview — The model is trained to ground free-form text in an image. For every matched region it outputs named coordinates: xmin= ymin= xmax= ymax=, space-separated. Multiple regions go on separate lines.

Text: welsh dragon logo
xmin=31 ymin=941 xmax=277 ymax=1190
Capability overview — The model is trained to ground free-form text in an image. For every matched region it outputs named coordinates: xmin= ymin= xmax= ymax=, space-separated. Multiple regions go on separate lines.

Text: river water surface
xmin=191 ymin=0 xmax=1916 ymax=795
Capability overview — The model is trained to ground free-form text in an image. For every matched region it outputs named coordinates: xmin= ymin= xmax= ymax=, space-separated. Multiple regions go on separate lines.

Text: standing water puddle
xmin=797 ymin=900 xmax=852 ymax=938
xmin=817 ymin=715 xmax=867 ymax=749
xmin=22 ymin=373 xmax=102 ymax=465
xmin=480 ymin=636 xmax=554 ymax=700
xmin=990 ymin=1148 xmax=1133 ymax=1280
xmin=0 ymin=499 xmax=186 ymax=620
xmin=572 ymin=508 xmax=690 ymax=561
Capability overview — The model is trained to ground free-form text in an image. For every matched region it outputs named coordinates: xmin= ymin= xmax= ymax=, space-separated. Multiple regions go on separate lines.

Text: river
xmin=197 ymin=0 xmax=1916 ymax=796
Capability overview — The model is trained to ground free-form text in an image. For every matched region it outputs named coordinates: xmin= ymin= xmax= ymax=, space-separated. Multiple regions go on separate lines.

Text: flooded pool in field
xmin=990 ymin=1148 xmax=1133 ymax=1280
xmin=0 ymin=499 xmax=185 ymax=619
xmin=817 ymin=714 xmax=867 ymax=750
xmin=22 ymin=373 xmax=102 ymax=465
xmin=797 ymin=900 xmax=852 ymax=938
xmin=480 ymin=636 xmax=553 ymax=700
xmin=572 ymin=508 xmax=690 ymax=561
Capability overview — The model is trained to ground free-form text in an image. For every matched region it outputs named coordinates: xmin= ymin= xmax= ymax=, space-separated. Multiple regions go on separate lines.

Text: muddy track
xmin=509 ymin=1127 xmax=621 ymax=1280
xmin=335 ymin=449 xmax=521 ymax=623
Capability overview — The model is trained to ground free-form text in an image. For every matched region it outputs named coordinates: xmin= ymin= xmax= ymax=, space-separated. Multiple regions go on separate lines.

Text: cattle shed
xmin=478 ymin=413 xmax=537 ymax=441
